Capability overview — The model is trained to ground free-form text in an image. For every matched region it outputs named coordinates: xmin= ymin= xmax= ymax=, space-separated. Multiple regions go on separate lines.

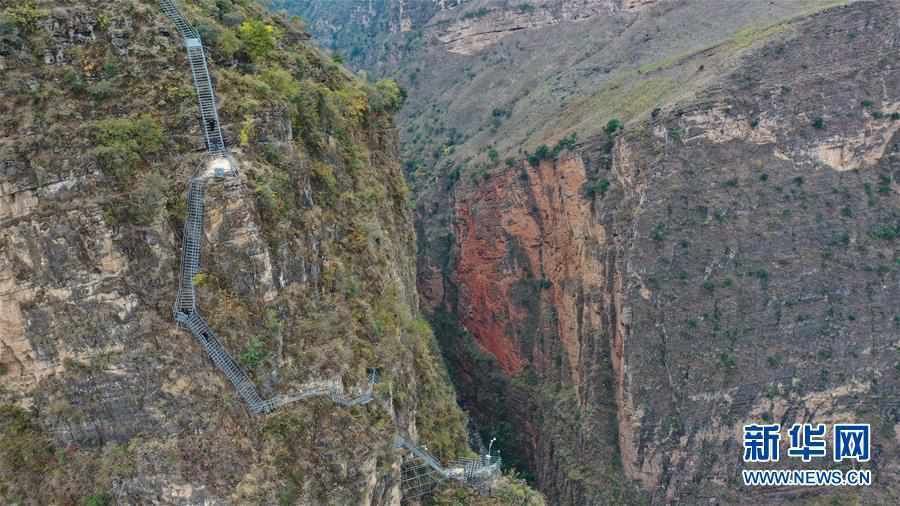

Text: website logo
xmin=741 ymin=423 xmax=872 ymax=487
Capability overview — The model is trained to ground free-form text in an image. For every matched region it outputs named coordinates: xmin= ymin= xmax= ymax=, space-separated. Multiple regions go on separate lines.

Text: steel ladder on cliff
xmin=160 ymin=0 xmax=225 ymax=155
xmin=163 ymin=0 xmax=378 ymax=417
xmin=159 ymin=2 xmax=499 ymax=500
xmin=395 ymin=435 xmax=502 ymax=500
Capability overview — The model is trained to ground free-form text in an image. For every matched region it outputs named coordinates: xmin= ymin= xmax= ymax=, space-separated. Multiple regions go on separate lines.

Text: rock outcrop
xmin=421 ymin=2 xmax=900 ymax=504
xmin=0 ymin=1 xmax=473 ymax=504
xmin=272 ymin=0 xmax=899 ymax=504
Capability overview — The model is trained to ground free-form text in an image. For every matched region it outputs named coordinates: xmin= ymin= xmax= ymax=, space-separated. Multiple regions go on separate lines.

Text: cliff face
xmin=427 ymin=2 xmax=900 ymax=504
xmin=0 ymin=0 xmax=472 ymax=504
xmin=426 ymin=150 xmax=642 ymax=504
xmin=603 ymin=6 xmax=900 ymax=500
xmin=293 ymin=0 xmax=900 ymax=504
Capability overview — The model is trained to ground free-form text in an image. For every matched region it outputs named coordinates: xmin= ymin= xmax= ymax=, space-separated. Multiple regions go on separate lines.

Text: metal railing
xmin=162 ymin=0 xmax=375 ymax=416
xmin=160 ymin=0 xmax=225 ymax=154
xmin=395 ymin=436 xmax=502 ymax=500
xmin=160 ymin=2 xmax=499 ymax=499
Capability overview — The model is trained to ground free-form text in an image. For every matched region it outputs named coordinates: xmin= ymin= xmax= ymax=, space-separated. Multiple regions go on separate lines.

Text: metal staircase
xmin=163 ymin=0 xmax=375 ymax=416
xmin=160 ymin=0 xmax=225 ymax=154
xmin=176 ymin=311 xmax=272 ymax=413
xmin=159 ymin=0 xmax=199 ymax=39
xmin=159 ymin=1 xmax=500 ymax=498
xmin=185 ymin=40 xmax=226 ymax=155
xmin=174 ymin=179 xmax=203 ymax=314
xmin=395 ymin=435 xmax=502 ymax=500
xmin=171 ymin=169 xmax=378 ymax=415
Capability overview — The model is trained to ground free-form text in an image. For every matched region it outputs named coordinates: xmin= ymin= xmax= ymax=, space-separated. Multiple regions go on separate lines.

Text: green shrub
xmin=130 ymin=171 xmax=168 ymax=224
xmin=192 ymin=272 xmax=209 ymax=287
xmin=605 ymin=118 xmax=623 ymax=135
xmin=720 ymin=352 xmax=737 ymax=369
xmin=311 ymin=161 xmax=337 ymax=193
xmin=463 ymin=7 xmax=492 ymax=19
xmin=0 ymin=405 xmax=53 ymax=496
xmin=83 ymin=493 xmax=112 ymax=506
xmin=87 ymin=80 xmax=116 ymax=100
xmin=517 ymin=3 xmax=536 ymax=14
xmin=2 ymin=3 xmax=48 ymax=32
xmin=198 ymin=21 xmax=240 ymax=59
xmin=584 ymin=178 xmax=610 ymax=198
xmin=751 ymin=269 xmax=769 ymax=282
xmin=527 ymin=144 xmax=552 ymax=166
xmin=240 ymin=337 xmax=266 ymax=369
xmin=260 ymin=66 xmax=300 ymax=99
xmin=812 ymin=117 xmax=826 ymax=129
xmin=554 ymin=132 xmax=577 ymax=153
xmin=62 ymin=69 xmax=86 ymax=94
xmin=870 ymin=224 xmax=900 ymax=241
xmin=91 ymin=114 xmax=164 ymax=181
xmin=369 ymin=79 xmax=405 ymax=113
xmin=238 ymin=19 xmax=280 ymax=62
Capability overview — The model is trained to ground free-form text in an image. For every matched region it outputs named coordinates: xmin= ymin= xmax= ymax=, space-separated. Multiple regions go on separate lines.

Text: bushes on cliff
xmin=238 ymin=19 xmax=281 ymax=62
xmin=526 ymin=133 xmax=578 ymax=166
xmin=584 ymin=178 xmax=610 ymax=198
xmin=0 ymin=405 xmax=53 ymax=484
xmin=0 ymin=405 xmax=53 ymax=500
xmin=196 ymin=21 xmax=241 ymax=61
xmin=406 ymin=317 xmax=472 ymax=461
xmin=605 ymin=118 xmax=623 ymax=135
xmin=431 ymin=473 xmax=546 ymax=505
xmin=103 ymin=170 xmax=169 ymax=226
xmin=91 ymin=114 xmax=164 ymax=182
xmin=260 ymin=66 xmax=301 ymax=100
xmin=368 ymin=79 xmax=406 ymax=113
xmin=2 ymin=3 xmax=49 ymax=33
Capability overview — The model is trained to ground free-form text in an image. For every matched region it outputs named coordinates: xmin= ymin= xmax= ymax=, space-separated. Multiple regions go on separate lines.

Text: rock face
xmin=429 ymin=2 xmax=900 ymax=504
xmin=296 ymin=0 xmax=900 ymax=504
xmin=451 ymin=154 xmax=604 ymax=381
xmin=0 ymin=1 xmax=472 ymax=504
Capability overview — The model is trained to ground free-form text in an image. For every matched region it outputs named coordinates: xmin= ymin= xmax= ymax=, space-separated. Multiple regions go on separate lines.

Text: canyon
xmin=0 ymin=0 xmax=545 ymax=504
xmin=290 ymin=0 xmax=900 ymax=504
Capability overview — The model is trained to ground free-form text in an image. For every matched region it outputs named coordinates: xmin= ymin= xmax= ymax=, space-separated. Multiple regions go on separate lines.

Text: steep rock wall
xmin=0 ymin=1 xmax=470 ymax=504
xmin=421 ymin=2 xmax=900 ymax=505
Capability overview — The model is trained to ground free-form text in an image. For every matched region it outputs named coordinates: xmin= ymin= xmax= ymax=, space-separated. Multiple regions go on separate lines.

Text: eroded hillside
xmin=293 ymin=0 xmax=900 ymax=505
xmin=0 ymin=0 xmax=512 ymax=504
xmin=431 ymin=2 xmax=900 ymax=504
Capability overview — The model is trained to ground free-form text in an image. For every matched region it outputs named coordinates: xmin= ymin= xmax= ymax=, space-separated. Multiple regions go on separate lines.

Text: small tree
xmin=605 ymin=118 xmax=623 ymax=135
xmin=92 ymin=114 xmax=164 ymax=181
xmin=3 ymin=3 xmax=49 ymax=33
xmin=369 ymin=79 xmax=405 ymax=113
xmin=238 ymin=19 xmax=280 ymax=62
